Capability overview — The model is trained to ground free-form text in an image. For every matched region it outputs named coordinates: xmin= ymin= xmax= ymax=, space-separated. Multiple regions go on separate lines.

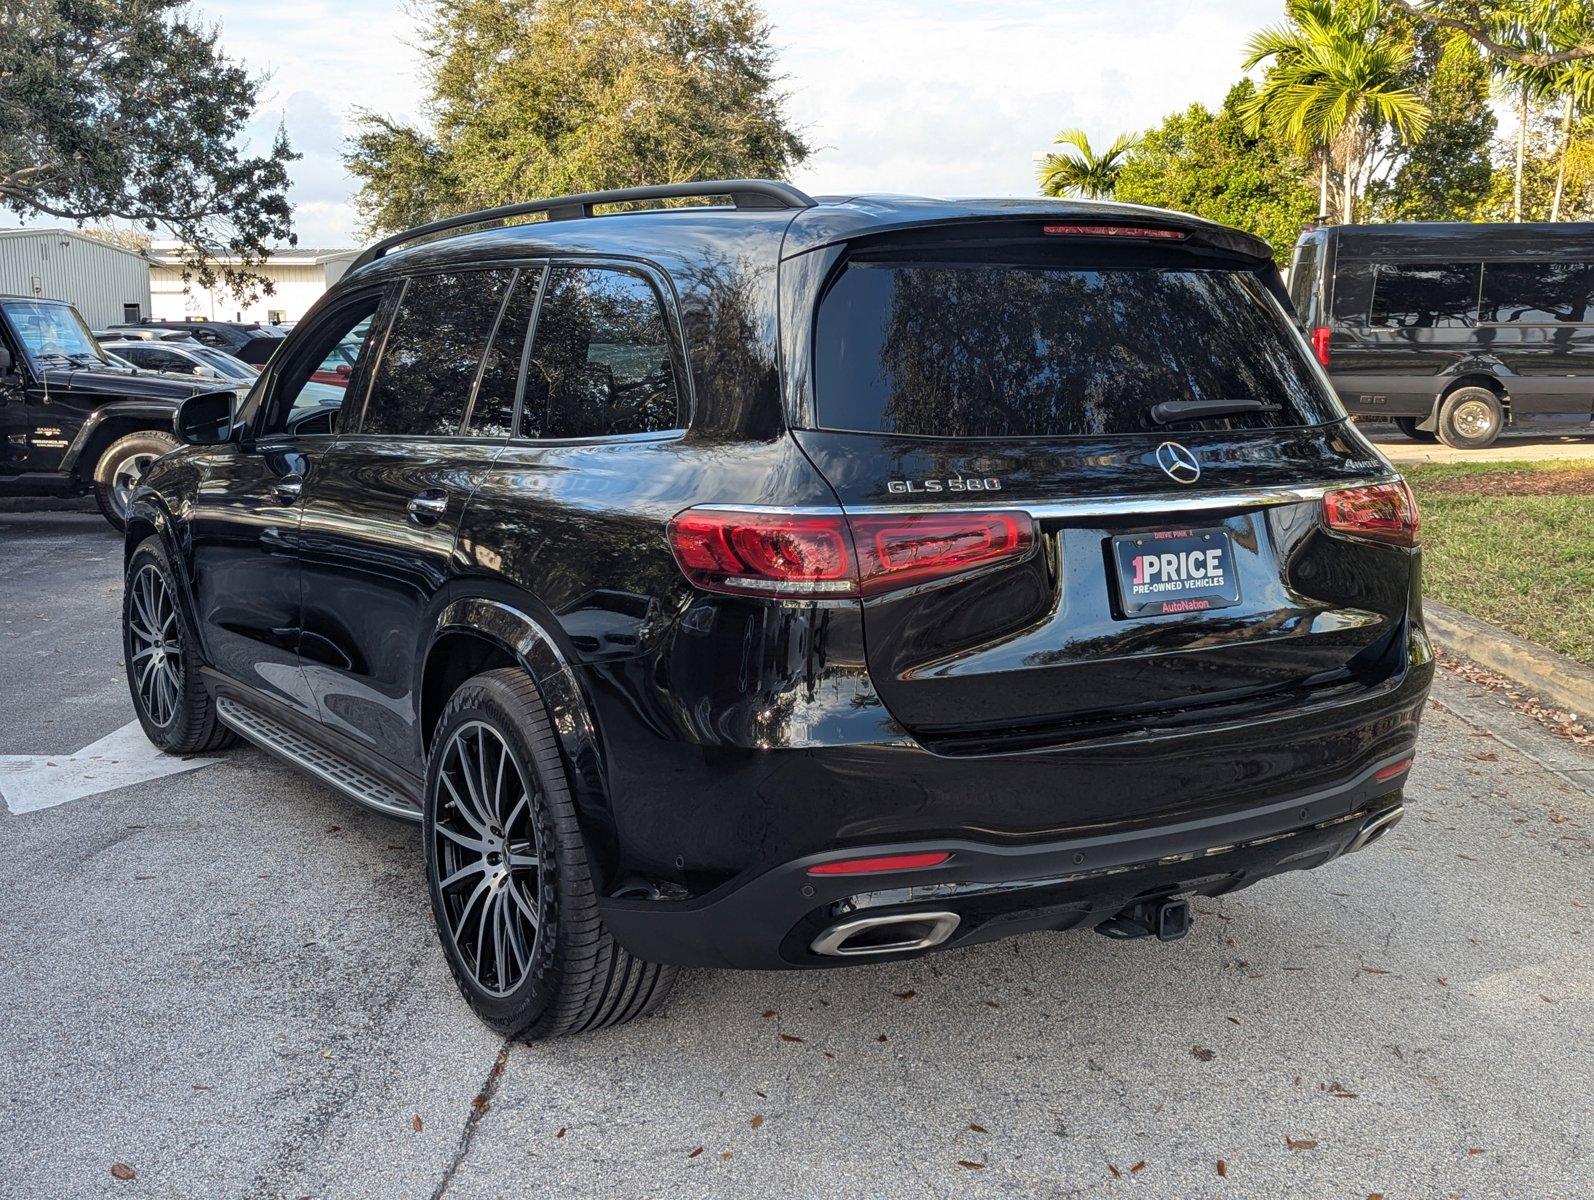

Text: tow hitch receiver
xmin=1096 ymin=896 xmax=1192 ymax=942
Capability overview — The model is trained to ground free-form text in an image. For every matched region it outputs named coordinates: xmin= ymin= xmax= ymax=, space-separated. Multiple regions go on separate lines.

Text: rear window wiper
xmin=1149 ymin=398 xmax=1282 ymax=425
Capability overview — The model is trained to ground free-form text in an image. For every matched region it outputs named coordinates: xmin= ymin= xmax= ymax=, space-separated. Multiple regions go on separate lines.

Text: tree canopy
xmin=1113 ymin=82 xmax=1319 ymax=262
xmin=1037 ymin=130 xmax=1142 ymax=199
xmin=346 ymin=0 xmax=810 ymax=237
xmin=0 ymin=0 xmax=297 ymax=294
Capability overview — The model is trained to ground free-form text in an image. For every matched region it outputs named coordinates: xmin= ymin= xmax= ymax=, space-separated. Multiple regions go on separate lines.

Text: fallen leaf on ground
xmin=779 ymin=1033 xmax=803 ymax=1043
xmin=969 ymin=1122 xmax=988 ymax=1133
xmin=749 ymin=1116 xmax=763 ymax=1129
xmin=957 ymin=1160 xmax=985 ymax=1170
xmin=687 ymin=1146 xmax=703 ymax=1158
xmin=1191 ymin=1046 xmax=1215 ymax=1062
xmin=894 ymin=990 xmax=916 ymax=1000
xmin=760 ymin=1010 xmax=776 ymax=1019
xmin=1216 ymin=1160 xmax=1227 ymax=1177
xmin=411 ymin=1114 xmax=422 ymax=1132
xmin=1328 ymin=1084 xmax=1359 ymax=1099
xmin=1285 ymin=1137 xmax=1318 ymax=1151
xmin=1107 ymin=1163 xmax=1122 ymax=1179
xmin=1130 ymin=1161 xmax=1147 ymax=1174
xmin=1468 ymin=1147 xmax=1486 ymax=1156
xmin=110 ymin=1164 xmax=135 ymax=1181
xmin=555 ymin=1127 xmax=566 ymax=1138
xmin=720 ymin=1151 xmax=733 ymax=1162
xmin=1226 ymin=1016 xmax=1241 ymax=1025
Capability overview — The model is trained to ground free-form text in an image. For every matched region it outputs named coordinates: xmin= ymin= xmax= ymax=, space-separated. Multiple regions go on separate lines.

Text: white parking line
xmin=0 ymin=721 xmax=217 ymax=815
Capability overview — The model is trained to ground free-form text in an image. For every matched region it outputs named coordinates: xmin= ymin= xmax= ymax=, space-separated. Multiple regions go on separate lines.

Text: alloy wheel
xmin=110 ymin=451 xmax=158 ymax=518
xmin=432 ymin=721 xmax=543 ymax=997
xmin=128 ymin=564 xmax=183 ymax=727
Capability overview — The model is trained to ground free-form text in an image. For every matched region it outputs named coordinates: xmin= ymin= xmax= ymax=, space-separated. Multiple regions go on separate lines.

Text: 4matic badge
xmin=886 ymin=477 xmax=1002 ymax=495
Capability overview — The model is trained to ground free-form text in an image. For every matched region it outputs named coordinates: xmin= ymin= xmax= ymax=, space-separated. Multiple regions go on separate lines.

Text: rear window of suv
xmin=813 ymin=262 xmax=1340 ymax=438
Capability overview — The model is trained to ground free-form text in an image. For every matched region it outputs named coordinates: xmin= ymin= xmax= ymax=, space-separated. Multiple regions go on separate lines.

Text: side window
xmin=191 ymin=328 xmax=225 ymax=348
xmin=1369 ymin=262 xmax=1481 ymax=329
xmin=1480 ymin=262 xmax=1594 ymax=324
xmin=521 ymin=266 xmax=682 ymax=440
xmin=260 ymin=294 xmax=385 ymax=437
xmin=360 ymin=269 xmax=513 ymax=437
xmin=465 ymin=268 xmax=541 ymax=439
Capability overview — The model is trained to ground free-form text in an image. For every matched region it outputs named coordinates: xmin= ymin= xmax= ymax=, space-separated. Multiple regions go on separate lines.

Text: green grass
xmin=1403 ymin=460 xmax=1594 ymax=665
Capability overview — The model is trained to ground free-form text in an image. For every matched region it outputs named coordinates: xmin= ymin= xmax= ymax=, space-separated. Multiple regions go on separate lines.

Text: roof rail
xmin=348 ymin=179 xmax=816 ymax=271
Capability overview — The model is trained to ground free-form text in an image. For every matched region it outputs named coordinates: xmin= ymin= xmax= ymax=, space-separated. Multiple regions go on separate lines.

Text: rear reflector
xmin=1322 ymin=480 xmax=1420 ymax=547
xmin=668 ymin=508 xmax=1035 ymax=599
xmin=1310 ymin=325 xmax=1332 ymax=367
xmin=807 ymin=851 xmax=951 ymax=876
xmin=1043 ymin=223 xmax=1186 ymax=240
xmin=1375 ymin=757 xmax=1414 ymax=783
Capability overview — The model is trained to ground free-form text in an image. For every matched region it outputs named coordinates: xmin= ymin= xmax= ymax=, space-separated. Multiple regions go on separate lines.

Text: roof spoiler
xmin=348 ymin=179 xmax=817 ymax=272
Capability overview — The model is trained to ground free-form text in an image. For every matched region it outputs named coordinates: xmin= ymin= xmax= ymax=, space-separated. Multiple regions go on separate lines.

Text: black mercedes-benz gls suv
xmin=122 ymin=181 xmax=1431 ymax=1040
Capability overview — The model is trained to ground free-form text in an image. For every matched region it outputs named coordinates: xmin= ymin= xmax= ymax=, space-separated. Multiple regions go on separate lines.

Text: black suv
xmin=105 ymin=318 xmax=285 ymax=367
xmin=122 ymin=182 xmax=1431 ymax=1040
xmin=0 ymin=296 xmax=243 ymax=528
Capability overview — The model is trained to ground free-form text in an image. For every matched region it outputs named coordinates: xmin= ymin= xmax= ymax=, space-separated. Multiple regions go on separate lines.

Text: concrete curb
xmin=1425 ymin=599 xmax=1594 ymax=718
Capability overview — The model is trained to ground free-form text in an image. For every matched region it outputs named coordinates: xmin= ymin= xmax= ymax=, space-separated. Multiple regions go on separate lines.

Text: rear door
xmin=1478 ymin=260 xmax=1594 ymax=428
xmin=296 ymin=266 xmax=532 ymax=773
xmin=792 ymin=233 xmax=1409 ymax=746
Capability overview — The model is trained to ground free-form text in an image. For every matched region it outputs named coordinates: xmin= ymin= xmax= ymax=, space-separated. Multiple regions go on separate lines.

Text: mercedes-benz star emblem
xmin=1155 ymin=441 xmax=1201 ymax=485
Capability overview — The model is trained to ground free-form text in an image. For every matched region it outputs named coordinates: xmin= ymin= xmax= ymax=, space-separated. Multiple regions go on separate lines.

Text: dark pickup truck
xmin=0 ymin=295 xmax=246 ymax=528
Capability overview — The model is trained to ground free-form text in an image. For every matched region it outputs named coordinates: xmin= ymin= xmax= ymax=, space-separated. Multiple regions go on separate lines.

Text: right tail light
xmin=1322 ymin=480 xmax=1420 ymax=547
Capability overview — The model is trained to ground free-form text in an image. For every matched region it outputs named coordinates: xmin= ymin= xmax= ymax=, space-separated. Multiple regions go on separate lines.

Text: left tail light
xmin=667 ymin=508 xmax=1036 ymax=599
xmin=1322 ymin=480 xmax=1420 ymax=547
xmin=1310 ymin=325 xmax=1332 ymax=367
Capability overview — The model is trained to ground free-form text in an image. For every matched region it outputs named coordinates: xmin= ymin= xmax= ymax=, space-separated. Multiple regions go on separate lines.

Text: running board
xmin=215 ymin=696 xmax=421 ymax=822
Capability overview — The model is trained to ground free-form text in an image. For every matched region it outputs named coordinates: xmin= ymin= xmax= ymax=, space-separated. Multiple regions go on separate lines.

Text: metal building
xmin=0 ymin=228 xmax=153 ymax=327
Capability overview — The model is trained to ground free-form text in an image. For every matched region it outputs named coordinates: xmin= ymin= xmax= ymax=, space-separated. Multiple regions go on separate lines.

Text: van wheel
xmin=1392 ymin=417 xmax=1436 ymax=443
xmin=424 ymin=668 xmax=676 ymax=1040
xmin=1436 ymin=388 xmax=1504 ymax=450
xmin=94 ymin=430 xmax=178 ymax=530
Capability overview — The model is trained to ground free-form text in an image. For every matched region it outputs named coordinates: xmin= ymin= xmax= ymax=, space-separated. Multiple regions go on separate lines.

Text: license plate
xmin=1111 ymin=528 xmax=1242 ymax=618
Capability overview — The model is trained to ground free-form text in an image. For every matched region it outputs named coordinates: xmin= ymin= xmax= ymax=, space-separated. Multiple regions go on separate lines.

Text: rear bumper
xmin=599 ymin=751 xmax=1413 ymax=969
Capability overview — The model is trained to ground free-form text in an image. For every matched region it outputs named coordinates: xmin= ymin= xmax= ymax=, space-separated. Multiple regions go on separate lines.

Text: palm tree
xmin=1036 ymin=129 xmax=1141 ymax=199
xmin=1549 ymin=58 xmax=1594 ymax=218
xmin=1241 ymin=0 xmax=1430 ymax=223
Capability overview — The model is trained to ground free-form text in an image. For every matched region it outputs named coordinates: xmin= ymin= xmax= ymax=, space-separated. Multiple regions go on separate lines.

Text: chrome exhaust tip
xmin=1346 ymin=805 xmax=1405 ymax=855
xmin=810 ymin=911 xmax=961 ymax=958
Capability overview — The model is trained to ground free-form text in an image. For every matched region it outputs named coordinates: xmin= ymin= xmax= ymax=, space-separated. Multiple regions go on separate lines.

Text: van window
xmin=1480 ymin=261 xmax=1594 ymax=324
xmin=361 ymin=269 xmax=514 ymax=437
xmin=520 ymin=266 xmax=681 ymax=439
xmin=813 ymin=263 xmax=1341 ymax=438
xmin=1369 ymin=263 xmax=1480 ymax=329
xmin=1288 ymin=240 xmax=1320 ymax=326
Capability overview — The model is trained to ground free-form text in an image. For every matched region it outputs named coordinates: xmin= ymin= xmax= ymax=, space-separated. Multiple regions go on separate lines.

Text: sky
xmin=128 ymin=0 xmax=1293 ymax=247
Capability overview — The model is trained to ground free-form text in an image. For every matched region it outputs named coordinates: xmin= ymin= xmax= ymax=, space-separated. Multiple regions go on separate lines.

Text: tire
xmin=424 ymin=668 xmax=675 ymax=1040
xmin=1392 ymin=416 xmax=1436 ymax=443
xmin=123 ymin=537 xmax=238 ymax=754
xmin=94 ymin=429 xmax=179 ymax=531
xmin=1435 ymin=387 xmax=1504 ymax=450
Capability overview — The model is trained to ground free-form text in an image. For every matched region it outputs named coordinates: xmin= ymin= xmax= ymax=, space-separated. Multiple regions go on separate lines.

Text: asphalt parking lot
xmin=1 ymin=510 xmax=1589 ymax=1199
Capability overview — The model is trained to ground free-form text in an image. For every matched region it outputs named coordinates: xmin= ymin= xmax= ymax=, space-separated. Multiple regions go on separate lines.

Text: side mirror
xmin=0 ymin=346 xmax=13 ymax=376
xmin=174 ymin=389 xmax=238 ymax=445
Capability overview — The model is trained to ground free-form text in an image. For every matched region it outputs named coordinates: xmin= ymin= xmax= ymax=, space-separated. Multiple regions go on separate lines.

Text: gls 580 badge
xmin=1110 ymin=527 xmax=1243 ymax=618
xmin=886 ymin=477 xmax=1002 ymax=495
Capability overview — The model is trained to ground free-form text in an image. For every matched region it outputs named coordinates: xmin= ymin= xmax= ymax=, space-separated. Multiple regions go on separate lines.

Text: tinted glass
xmin=1480 ymin=261 xmax=1594 ymax=324
xmin=264 ymin=299 xmax=382 ymax=436
xmin=1288 ymin=239 xmax=1320 ymax=325
xmin=814 ymin=264 xmax=1340 ymax=438
xmin=121 ymin=346 xmax=196 ymax=373
xmin=521 ymin=267 xmax=680 ymax=439
xmin=362 ymin=270 xmax=513 ymax=436
xmin=466 ymin=269 xmax=540 ymax=439
xmin=1369 ymin=262 xmax=1480 ymax=328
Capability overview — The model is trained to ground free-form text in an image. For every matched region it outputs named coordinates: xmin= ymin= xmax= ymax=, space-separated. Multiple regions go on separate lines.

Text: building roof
xmin=146 ymin=246 xmax=359 ymax=267
xmin=0 ymin=227 xmax=151 ymax=261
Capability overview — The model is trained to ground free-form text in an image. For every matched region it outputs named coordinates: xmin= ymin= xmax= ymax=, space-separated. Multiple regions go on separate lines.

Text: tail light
xmin=668 ymin=508 xmax=1036 ymax=599
xmin=1043 ymin=223 xmax=1186 ymax=240
xmin=1322 ymin=480 xmax=1420 ymax=547
xmin=807 ymin=851 xmax=951 ymax=876
xmin=1310 ymin=325 xmax=1332 ymax=367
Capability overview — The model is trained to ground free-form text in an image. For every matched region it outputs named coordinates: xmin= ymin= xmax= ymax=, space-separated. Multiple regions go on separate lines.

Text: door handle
xmin=407 ymin=489 xmax=449 ymax=524
xmin=273 ymin=473 xmax=304 ymax=504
